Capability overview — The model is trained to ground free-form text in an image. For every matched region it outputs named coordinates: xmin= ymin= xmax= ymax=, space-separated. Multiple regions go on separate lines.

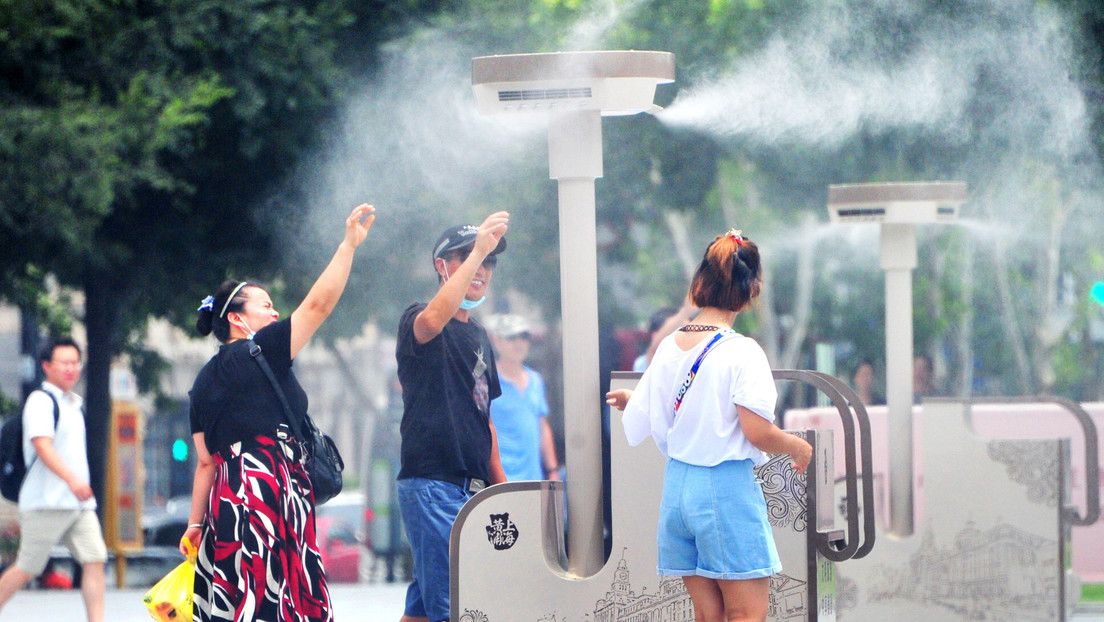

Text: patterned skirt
xmin=193 ymin=430 xmax=332 ymax=622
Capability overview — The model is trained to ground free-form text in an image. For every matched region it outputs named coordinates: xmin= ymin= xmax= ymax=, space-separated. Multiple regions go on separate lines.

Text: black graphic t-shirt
xmin=395 ymin=303 xmax=501 ymax=482
xmin=189 ymin=319 xmax=309 ymax=455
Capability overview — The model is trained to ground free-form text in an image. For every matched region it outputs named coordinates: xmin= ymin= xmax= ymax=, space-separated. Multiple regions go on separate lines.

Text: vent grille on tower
xmin=498 ymin=87 xmax=592 ymax=102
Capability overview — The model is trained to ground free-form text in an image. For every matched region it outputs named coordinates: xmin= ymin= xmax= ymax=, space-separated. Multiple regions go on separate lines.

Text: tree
xmin=0 ymin=0 xmax=447 ymax=503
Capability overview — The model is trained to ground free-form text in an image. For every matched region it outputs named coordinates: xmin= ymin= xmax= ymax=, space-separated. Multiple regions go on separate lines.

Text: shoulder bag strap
xmin=27 ymin=389 xmax=61 ymax=471
xmin=247 ymin=340 xmax=308 ymax=442
xmin=673 ymin=329 xmax=738 ymax=418
xmin=44 ymin=391 xmax=59 ymax=430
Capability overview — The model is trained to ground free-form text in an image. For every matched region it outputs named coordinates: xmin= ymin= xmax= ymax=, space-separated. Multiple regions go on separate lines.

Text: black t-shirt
xmin=395 ymin=303 xmax=501 ymax=482
xmin=189 ymin=319 xmax=308 ymax=455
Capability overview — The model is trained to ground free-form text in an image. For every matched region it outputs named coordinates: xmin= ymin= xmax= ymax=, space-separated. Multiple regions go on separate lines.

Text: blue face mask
xmin=441 ymin=260 xmax=487 ymax=311
xmin=460 ymin=296 xmax=486 ymax=310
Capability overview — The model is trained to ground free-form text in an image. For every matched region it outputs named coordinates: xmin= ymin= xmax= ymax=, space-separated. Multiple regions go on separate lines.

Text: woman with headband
xmin=182 ymin=204 xmax=375 ymax=622
xmin=606 ymin=229 xmax=812 ymax=622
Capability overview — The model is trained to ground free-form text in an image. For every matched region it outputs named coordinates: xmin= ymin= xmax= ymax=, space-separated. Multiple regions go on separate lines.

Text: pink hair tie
xmin=726 ymin=228 xmax=745 ymax=246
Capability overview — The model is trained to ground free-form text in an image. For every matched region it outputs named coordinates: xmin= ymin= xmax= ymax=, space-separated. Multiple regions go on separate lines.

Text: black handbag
xmin=249 ymin=341 xmax=344 ymax=506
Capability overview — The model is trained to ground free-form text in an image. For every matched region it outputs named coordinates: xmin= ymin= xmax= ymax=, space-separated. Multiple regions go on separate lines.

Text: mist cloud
xmin=660 ymin=0 xmax=1088 ymax=160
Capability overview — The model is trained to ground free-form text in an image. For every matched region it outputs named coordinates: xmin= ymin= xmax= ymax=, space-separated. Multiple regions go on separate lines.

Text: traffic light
xmin=171 ymin=438 xmax=189 ymax=462
xmin=1092 ymin=281 xmax=1104 ymax=307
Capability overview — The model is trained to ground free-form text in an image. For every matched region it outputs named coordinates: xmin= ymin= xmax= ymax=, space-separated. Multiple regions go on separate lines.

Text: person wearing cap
xmin=395 ymin=211 xmax=509 ymax=622
xmin=486 ymin=314 xmax=560 ymax=482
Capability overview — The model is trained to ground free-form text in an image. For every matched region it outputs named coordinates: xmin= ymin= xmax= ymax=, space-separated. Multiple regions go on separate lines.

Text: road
xmin=2 ymin=582 xmax=1103 ymax=621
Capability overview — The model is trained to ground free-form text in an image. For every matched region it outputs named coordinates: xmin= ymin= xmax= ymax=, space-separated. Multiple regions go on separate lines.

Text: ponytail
xmin=688 ymin=229 xmax=762 ymax=311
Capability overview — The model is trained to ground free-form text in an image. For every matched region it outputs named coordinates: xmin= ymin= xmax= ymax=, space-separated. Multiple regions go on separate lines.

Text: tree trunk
xmin=662 ymin=210 xmax=698 ymax=282
xmin=83 ymin=270 xmax=119 ymax=514
xmin=954 ymin=235 xmax=975 ymax=396
xmin=1032 ymin=202 xmax=1069 ymax=393
xmin=755 ymin=214 xmax=818 ymax=409
xmin=328 ymin=345 xmax=379 ymax=488
xmin=19 ymin=303 xmax=41 ymax=400
xmin=992 ymin=237 xmax=1033 ymax=392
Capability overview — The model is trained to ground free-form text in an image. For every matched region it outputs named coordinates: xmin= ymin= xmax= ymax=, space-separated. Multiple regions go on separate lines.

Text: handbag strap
xmin=673 ymin=329 xmax=737 ymax=418
xmin=247 ymin=340 xmax=308 ymax=442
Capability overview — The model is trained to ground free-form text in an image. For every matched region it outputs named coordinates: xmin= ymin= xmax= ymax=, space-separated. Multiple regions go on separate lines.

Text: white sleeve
xmin=620 ymin=372 xmax=654 ymax=447
xmin=22 ymin=391 xmax=57 ymax=440
xmin=730 ymin=340 xmax=778 ymax=422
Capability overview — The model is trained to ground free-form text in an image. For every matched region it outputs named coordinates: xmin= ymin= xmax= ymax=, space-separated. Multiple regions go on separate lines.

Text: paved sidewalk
xmin=0 ymin=582 xmax=410 ymax=621
xmin=3 ymin=583 xmax=1104 ymax=621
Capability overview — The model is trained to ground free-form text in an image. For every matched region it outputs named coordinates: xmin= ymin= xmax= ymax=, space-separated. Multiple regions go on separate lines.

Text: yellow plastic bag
xmin=142 ymin=536 xmax=197 ymax=621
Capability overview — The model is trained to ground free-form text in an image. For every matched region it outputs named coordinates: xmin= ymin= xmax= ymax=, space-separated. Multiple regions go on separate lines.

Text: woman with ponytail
xmin=607 ymin=229 xmax=812 ymax=622
xmin=182 ymin=204 xmax=375 ymax=622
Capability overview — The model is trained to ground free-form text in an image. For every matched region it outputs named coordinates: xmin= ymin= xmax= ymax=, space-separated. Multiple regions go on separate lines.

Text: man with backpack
xmin=0 ymin=336 xmax=106 ymax=622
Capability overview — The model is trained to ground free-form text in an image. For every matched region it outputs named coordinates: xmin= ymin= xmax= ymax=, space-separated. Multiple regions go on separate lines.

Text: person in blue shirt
xmin=487 ymin=314 xmax=560 ymax=481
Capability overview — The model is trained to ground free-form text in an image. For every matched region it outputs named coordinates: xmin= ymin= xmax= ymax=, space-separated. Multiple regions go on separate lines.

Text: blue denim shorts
xmin=397 ymin=477 xmax=475 ymax=622
xmin=657 ymin=458 xmax=782 ymax=580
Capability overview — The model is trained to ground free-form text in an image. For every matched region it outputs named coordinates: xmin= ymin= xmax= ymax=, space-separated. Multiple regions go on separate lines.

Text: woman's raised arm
xmin=290 ymin=203 xmax=375 ymax=358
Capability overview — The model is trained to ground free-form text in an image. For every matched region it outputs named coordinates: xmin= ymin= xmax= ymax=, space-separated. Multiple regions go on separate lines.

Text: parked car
xmin=316 ymin=489 xmax=372 ymax=583
xmin=142 ymin=496 xmax=191 ymax=547
xmin=130 ymin=497 xmax=192 ymax=587
xmin=139 ymin=490 xmax=372 ymax=584
xmin=317 ymin=490 xmax=370 ymax=547
xmin=315 ymin=515 xmax=361 ymax=582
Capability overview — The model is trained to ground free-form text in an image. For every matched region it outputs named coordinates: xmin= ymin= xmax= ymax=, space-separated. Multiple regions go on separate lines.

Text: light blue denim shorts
xmin=657 ymin=458 xmax=782 ymax=580
xmin=397 ymin=477 xmax=475 ymax=622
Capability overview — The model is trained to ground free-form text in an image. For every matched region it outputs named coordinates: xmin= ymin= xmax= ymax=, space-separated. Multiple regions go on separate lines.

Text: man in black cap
xmin=395 ymin=210 xmax=509 ymax=622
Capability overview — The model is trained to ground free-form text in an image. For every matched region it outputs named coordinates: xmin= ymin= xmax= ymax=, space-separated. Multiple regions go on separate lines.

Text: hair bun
xmin=195 ymin=309 xmax=214 ymax=336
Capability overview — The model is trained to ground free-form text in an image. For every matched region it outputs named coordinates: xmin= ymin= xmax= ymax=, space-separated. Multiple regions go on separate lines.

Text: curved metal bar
xmin=965 ymin=396 xmax=1100 ymax=527
xmin=800 ymin=371 xmax=877 ymax=559
xmin=772 ymin=369 xmax=862 ymax=562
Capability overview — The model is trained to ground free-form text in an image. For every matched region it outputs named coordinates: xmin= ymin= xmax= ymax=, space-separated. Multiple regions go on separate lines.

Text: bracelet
xmin=188 ymin=523 xmax=203 ymax=530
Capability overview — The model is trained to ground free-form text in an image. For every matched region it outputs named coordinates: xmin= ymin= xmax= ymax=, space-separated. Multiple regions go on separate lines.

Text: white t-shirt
xmin=19 ymin=382 xmax=97 ymax=511
xmin=621 ymin=331 xmax=778 ymax=467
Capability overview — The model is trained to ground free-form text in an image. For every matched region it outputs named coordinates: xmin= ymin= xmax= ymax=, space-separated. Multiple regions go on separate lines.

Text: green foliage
xmin=0 ymin=0 xmax=438 ymax=327
xmin=1083 ymin=582 xmax=1104 ymax=603
xmin=350 ymin=0 xmax=1104 ymax=402
xmin=3 ymin=0 xmax=1104 ymax=405
xmin=0 ymin=392 xmax=18 ymax=419
xmin=0 ymin=266 xmax=74 ymax=336
xmin=119 ymin=338 xmax=172 ymax=398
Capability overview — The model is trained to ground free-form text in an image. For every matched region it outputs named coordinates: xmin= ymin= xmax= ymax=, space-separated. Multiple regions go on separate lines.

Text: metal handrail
xmin=773 ymin=370 xmax=876 ymax=562
xmin=803 ymin=371 xmax=877 ymax=559
xmin=963 ymin=396 xmax=1100 ymax=527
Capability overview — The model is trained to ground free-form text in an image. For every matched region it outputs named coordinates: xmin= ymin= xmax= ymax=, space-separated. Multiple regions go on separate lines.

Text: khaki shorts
xmin=15 ymin=509 xmax=108 ymax=575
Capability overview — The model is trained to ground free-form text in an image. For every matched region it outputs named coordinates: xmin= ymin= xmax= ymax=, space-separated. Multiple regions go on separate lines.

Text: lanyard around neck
xmin=673 ymin=330 xmax=734 ymax=417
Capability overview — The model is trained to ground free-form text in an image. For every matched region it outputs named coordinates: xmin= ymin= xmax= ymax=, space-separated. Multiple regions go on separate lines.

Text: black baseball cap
xmin=432 ymin=224 xmax=507 ymax=263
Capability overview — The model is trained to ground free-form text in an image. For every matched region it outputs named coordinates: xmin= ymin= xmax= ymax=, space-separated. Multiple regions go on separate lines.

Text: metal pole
xmin=549 ymin=110 xmax=605 ymax=576
xmin=880 ymin=223 xmax=916 ymax=537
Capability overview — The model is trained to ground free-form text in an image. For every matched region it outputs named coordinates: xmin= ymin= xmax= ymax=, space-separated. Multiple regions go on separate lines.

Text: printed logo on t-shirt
xmin=472 ymin=347 xmax=490 ymax=414
xmin=473 ymin=375 xmax=490 ymax=415
xmin=472 ymin=347 xmax=487 ymax=378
